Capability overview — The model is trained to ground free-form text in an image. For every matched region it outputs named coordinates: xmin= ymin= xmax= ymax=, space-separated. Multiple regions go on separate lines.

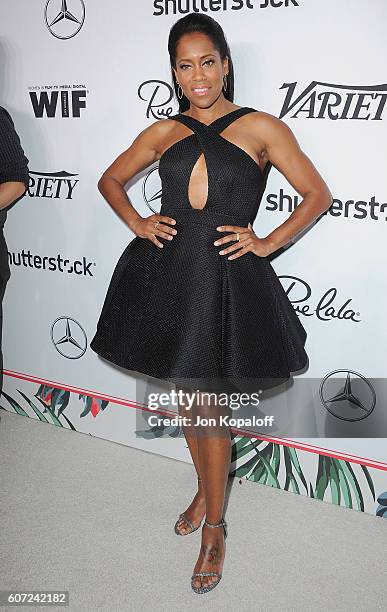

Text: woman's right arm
xmin=97 ymin=119 xmax=177 ymax=248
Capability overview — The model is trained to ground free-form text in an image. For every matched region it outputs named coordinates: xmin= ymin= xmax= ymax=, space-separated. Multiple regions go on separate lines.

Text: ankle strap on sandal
xmin=204 ymin=517 xmax=226 ymax=529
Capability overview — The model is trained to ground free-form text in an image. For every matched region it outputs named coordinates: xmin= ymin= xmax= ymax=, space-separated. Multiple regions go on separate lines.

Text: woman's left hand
xmin=214 ymin=223 xmax=273 ymax=260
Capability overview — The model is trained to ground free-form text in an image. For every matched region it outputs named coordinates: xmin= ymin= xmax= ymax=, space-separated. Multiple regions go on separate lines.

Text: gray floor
xmin=1 ymin=410 xmax=386 ymax=612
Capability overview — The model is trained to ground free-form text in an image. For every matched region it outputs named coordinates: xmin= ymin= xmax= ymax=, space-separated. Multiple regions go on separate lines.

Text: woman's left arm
xmin=258 ymin=112 xmax=333 ymax=254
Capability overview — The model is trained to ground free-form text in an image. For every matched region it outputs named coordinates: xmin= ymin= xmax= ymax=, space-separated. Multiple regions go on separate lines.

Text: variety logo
xmin=153 ymin=0 xmax=299 ymax=16
xmin=279 ymin=276 xmax=361 ymax=323
xmin=319 ymin=370 xmax=376 ymax=421
xmin=28 ymin=170 xmax=79 ymax=199
xmin=279 ymin=81 xmax=387 ymax=120
xmin=8 ymin=249 xmax=96 ymax=276
xmin=28 ymin=84 xmax=88 ymax=118
xmin=45 ymin=0 xmax=85 ymax=39
xmin=51 ymin=316 xmax=87 ymax=359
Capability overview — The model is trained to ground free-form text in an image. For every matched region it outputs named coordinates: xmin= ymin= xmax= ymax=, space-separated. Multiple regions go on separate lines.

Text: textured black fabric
xmin=0 ymin=105 xmax=29 ymax=393
xmin=0 ymin=106 xmax=30 ymax=187
xmin=90 ymin=107 xmax=308 ymax=393
xmin=0 ymin=105 xmax=30 ymax=228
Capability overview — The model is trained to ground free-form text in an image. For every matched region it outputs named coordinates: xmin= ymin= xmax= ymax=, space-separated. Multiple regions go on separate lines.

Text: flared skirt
xmin=90 ymin=209 xmax=308 ymax=393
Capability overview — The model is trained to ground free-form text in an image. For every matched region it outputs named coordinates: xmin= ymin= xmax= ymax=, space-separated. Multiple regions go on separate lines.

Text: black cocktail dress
xmin=90 ymin=107 xmax=308 ymax=393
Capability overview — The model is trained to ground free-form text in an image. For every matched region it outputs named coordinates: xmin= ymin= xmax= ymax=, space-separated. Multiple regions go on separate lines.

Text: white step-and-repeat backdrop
xmin=2 ymin=0 xmax=387 ymax=516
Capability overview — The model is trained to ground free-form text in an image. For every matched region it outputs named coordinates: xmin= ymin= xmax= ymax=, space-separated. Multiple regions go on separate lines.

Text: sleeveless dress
xmin=90 ymin=106 xmax=308 ymax=393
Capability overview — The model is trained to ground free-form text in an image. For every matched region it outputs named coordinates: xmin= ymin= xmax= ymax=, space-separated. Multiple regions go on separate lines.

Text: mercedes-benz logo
xmin=143 ymin=166 xmax=162 ymax=214
xmin=319 ymin=369 xmax=376 ymax=422
xmin=45 ymin=0 xmax=85 ymax=40
xmin=51 ymin=316 xmax=87 ymax=359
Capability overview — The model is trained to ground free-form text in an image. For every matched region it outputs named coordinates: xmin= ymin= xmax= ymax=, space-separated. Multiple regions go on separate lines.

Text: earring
xmin=177 ymin=82 xmax=183 ymax=99
xmin=223 ymin=73 xmax=228 ymax=92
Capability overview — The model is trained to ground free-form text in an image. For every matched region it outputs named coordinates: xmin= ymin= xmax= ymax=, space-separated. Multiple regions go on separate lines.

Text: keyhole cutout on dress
xmin=187 ymin=152 xmax=208 ymax=210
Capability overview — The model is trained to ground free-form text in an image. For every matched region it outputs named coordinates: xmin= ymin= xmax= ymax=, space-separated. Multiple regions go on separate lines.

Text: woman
xmin=90 ymin=13 xmax=332 ymax=594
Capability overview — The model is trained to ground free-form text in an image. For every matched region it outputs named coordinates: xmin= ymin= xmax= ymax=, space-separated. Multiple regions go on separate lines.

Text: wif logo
xmin=279 ymin=81 xmax=387 ymax=120
xmin=28 ymin=84 xmax=88 ymax=118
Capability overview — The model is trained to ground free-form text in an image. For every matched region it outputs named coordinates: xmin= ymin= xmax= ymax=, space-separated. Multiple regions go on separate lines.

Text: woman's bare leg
xmin=174 ymin=385 xmax=206 ymax=534
xmin=191 ymin=389 xmax=232 ymax=590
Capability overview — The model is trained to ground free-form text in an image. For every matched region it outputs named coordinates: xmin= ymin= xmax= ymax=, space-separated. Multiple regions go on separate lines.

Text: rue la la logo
xmin=280 ymin=276 xmax=361 ymax=323
xmin=279 ymin=81 xmax=387 ymax=120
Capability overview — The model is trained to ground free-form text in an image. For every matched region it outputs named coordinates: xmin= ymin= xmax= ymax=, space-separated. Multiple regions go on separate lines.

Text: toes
xmin=192 ymin=575 xmax=218 ymax=591
xmin=177 ymin=521 xmax=187 ymax=534
xmin=177 ymin=517 xmax=191 ymax=534
xmin=192 ymin=576 xmax=201 ymax=589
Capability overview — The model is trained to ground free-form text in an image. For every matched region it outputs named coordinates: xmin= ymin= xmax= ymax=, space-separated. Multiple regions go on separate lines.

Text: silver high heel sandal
xmin=191 ymin=516 xmax=228 ymax=594
xmin=174 ymin=476 xmax=204 ymax=536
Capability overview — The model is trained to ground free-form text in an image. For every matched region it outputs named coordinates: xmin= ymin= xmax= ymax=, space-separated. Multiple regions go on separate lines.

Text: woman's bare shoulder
xmin=247 ymin=109 xmax=285 ymax=127
xmin=132 ymin=115 xmax=179 ymax=158
xmin=247 ymin=109 xmax=297 ymax=144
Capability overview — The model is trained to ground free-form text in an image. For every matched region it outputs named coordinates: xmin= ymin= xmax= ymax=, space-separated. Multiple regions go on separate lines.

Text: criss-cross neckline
xmin=177 ymin=106 xmax=248 ymax=128
xmin=159 ymin=106 xmax=267 ymax=178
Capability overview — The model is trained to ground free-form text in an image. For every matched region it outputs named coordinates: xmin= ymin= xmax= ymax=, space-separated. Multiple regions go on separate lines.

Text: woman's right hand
xmin=132 ymin=214 xmax=177 ymax=248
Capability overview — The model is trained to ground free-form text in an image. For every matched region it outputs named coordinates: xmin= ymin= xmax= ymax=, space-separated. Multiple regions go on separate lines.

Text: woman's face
xmin=173 ymin=32 xmax=228 ymax=107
